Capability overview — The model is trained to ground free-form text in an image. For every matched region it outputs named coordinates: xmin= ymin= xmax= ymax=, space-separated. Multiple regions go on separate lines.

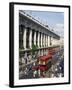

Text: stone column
xmin=23 ymin=28 xmax=26 ymax=50
xmin=29 ymin=29 xmax=32 ymax=49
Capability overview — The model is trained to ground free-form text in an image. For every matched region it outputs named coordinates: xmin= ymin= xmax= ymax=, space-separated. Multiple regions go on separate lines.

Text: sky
xmin=24 ymin=10 xmax=64 ymax=37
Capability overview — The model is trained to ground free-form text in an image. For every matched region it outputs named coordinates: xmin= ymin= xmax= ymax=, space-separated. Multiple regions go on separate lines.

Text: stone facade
xmin=19 ymin=10 xmax=60 ymax=64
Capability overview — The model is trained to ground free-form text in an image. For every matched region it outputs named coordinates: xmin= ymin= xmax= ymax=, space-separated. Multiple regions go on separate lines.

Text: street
xmin=19 ymin=47 xmax=64 ymax=79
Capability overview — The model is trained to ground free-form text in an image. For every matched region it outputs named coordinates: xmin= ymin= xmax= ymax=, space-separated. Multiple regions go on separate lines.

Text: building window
xmin=39 ymin=32 xmax=41 ymax=47
xmin=45 ymin=35 xmax=46 ymax=47
xmin=47 ymin=36 xmax=48 ymax=46
xmin=26 ymin=28 xmax=30 ymax=48
xmin=32 ymin=30 xmax=34 ymax=45
xmin=19 ymin=25 xmax=24 ymax=49
xmin=50 ymin=36 xmax=52 ymax=45
xmin=42 ymin=34 xmax=44 ymax=47
xmin=36 ymin=31 xmax=38 ymax=46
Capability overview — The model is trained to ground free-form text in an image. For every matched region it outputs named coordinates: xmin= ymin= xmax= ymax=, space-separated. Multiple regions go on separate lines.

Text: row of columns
xmin=22 ymin=27 xmax=52 ymax=49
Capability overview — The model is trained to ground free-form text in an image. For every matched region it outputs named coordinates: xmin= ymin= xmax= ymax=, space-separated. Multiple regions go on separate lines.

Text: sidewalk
xmin=19 ymin=59 xmax=37 ymax=69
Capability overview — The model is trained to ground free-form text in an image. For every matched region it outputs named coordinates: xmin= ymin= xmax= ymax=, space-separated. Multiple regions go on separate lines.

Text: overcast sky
xmin=24 ymin=10 xmax=64 ymax=37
